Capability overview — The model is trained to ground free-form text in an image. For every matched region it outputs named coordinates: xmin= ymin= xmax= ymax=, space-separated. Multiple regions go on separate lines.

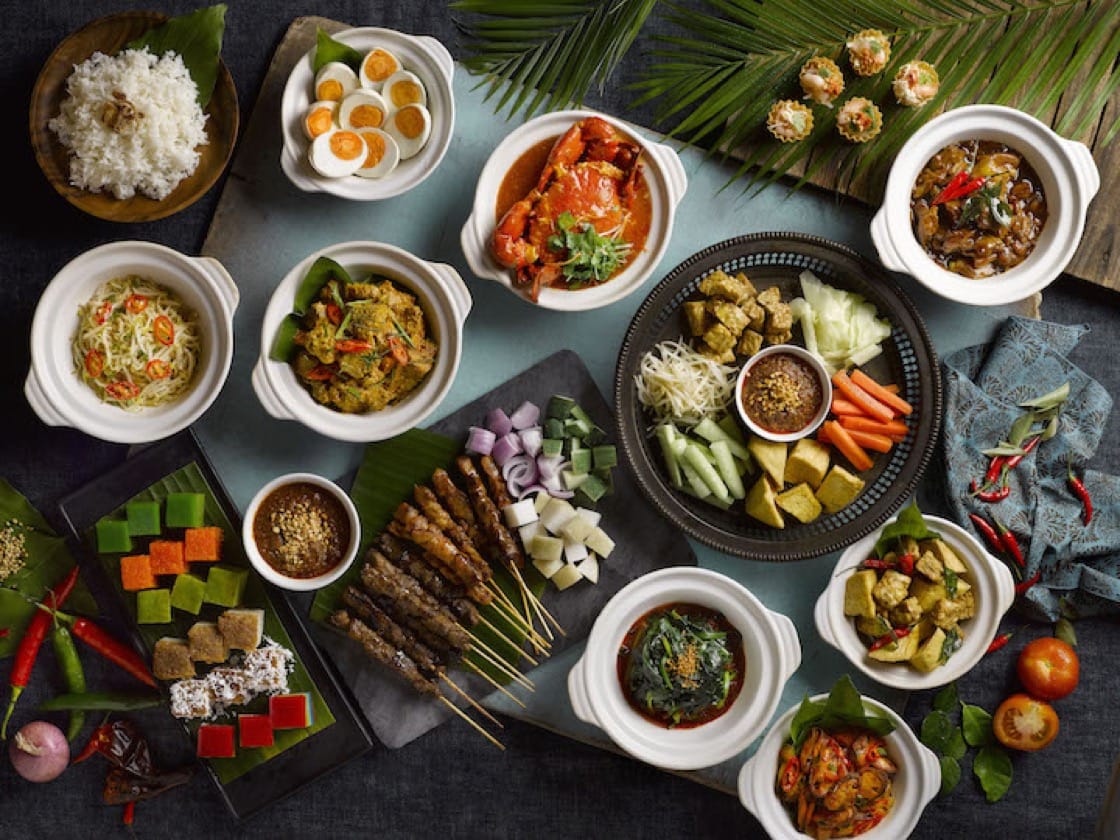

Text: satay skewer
xmin=464 ymin=660 xmax=527 ymax=709
xmin=440 ymin=674 xmax=504 ymax=729
xmin=438 ymin=696 xmax=505 ymax=751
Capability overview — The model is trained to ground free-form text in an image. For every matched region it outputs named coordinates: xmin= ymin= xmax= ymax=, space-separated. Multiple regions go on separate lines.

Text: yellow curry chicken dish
xmin=280 ymin=261 xmax=437 ymax=413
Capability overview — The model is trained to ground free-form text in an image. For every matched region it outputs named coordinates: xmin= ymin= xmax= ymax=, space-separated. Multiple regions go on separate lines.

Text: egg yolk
xmin=388 ymin=80 xmax=423 ymax=108
xmin=394 ymin=106 xmax=426 ymax=139
xmin=349 ymin=104 xmax=384 ymax=128
xmin=363 ymin=50 xmax=398 ymax=83
xmin=361 ymin=132 xmax=387 ymax=167
xmin=306 ymin=107 xmax=334 ymax=137
xmin=331 ymin=131 xmax=365 ymax=161
xmin=317 ymin=79 xmax=344 ymax=101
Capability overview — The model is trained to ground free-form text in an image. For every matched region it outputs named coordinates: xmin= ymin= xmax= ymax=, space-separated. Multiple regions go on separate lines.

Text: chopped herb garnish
xmin=546 ymin=211 xmax=631 ymax=287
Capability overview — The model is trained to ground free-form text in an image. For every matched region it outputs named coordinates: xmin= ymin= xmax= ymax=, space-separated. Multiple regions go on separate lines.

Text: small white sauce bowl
xmin=738 ymin=692 xmax=941 ymax=840
xmin=252 ymin=240 xmax=471 ymax=443
xmin=870 ymin=104 xmax=1099 ymax=306
xmin=567 ymin=566 xmax=801 ymax=771
xmin=814 ymin=513 xmax=1015 ymax=691
xmin=280 ymin=27 xmax=454 ymax=201
xmin=461 ymin=108 xmax=688 ymax=311
xmin=242 ymin=472 xmax=360 ymax=592
xmin=25 ymin=240 xmax=238 ymax=444
xmin=734 ymin=344 xmax=832 ymax=444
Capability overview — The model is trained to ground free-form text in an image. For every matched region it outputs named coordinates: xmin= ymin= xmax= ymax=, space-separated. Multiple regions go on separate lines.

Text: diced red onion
xmin=486 ymin=407 xmax=513 ymax=437
xmin=518 ymin=480 xmax=574 ymax=501
xmin=502 ymin=454 xmax=539 ymax=498
xmin=537 ymin=454 xmax=566 ymax=483
xmin=519 ymin=426 xmax=543 ymax=458
xmin=509 ymin=401 xmax=541 ymax=430
xmin=465 ymin=426 xmax=495 ymax=456
xmin=491 ymin=433 xmax=524 ymax=467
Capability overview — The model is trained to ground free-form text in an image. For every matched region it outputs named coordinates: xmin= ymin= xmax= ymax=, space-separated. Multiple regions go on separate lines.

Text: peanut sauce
xmin=252 ymin=482 xmax=349 ymax=578
xmin=741 ymin=352 xmax=824 ymax=434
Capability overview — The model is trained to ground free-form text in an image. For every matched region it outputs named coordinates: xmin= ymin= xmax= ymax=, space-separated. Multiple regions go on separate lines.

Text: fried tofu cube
xmin=699 ymin=270 xmax=750 ymax=303
xmin=765 ymin=328 xmax=794 ymax=346
xmin=702 ymin=323 xmax=736 ymax=353
xmin=745 ymin=476 xmax=784 ymax=529
xmin=187 ymin=622 xmax=229 ymax=664
xmin=921 ymin=539 xmax=969 ymax=575
xmin=765 ymin=302 xmax=794 ymax=333
xmin=756 ymin=286 xmax=782 ymax=308
xmin=843 ymin=569 xmax=879 ymax=618
xmin=683 ymin=301 xmax=710 ymax=336
xmin=737 ymin=329 xmax=764 ymax=357
xmin=890 ymin=596 xmax=923 ymax=626
xmin=733 ymin=272 xmax=758 ymax=298
xmin=873 ymin=570 xmax=912 ymax=609
xmin=868 ymin=626 xmax=920 ymax=662
xmin=747 ymin=436 xmax=787 ymax=486
xmin=915 ymin=550 xmax=944 ymax=583
xmin=745 ymin=300 xmax=766 ymax=331
xmin=697 ymin=341 xmax=736 ymax=364
xmin=910 ymin=628 xmax=947 ymax=672
xmin=784 ymin=439 xmax=831 ymax=488
xmin=815 ymin=466 xmax=865 ymax=514
xmin=909 ymin=578 xmax=947 ymax=613
xmin=708 ymin=300 xmax=750 ymax=335
xmin=776 ymin=483 xmax=822 ymax=523
xmin=931 ymin=590 xmax=976 ymax=630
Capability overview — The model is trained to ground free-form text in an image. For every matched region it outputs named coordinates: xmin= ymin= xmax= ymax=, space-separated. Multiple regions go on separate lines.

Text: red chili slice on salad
xmin=145 ymin=359 xmax=170 ymax=380
xmin=105 ymin=381 xmax=141 ymax=402
xmin=124 ymin=294 xmax=149 ymax=314
xmin=152 ymin=316 xmax=175 ymax=346
xmin=95 ymin=301 xmax=113 ymax=325
xmin=84 ymin=349 xmax=104 ymax=379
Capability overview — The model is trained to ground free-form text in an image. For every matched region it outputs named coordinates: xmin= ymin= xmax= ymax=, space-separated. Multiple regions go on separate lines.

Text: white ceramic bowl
xmin=253 ymin=240 xmax=471 ymax=442
xmin=871 ymin=104 xmax=1099 ymax=306
xmin=734 ymin=344 xmax=832 ymax=443
xmin=814 ymin=513 xmax=1015 ymax=691
xmin=280 ymin=27 xmax=454 ymax=200
xmin=567 ymin=567 xmax=801 ymax=771
xmin=461 ymin=109 xmax=688 ymax=311
xmin=25 ymin=240 xmax=238 ymax=444
xmin=242 ymin=472 xmax=360 ymax=592
xmin=738 ymin=693 xmax=941 ymax=840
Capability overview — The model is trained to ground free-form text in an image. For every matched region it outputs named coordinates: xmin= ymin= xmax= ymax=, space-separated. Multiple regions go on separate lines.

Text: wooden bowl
xmin=29 ymin=11 xmax=239 ymax=223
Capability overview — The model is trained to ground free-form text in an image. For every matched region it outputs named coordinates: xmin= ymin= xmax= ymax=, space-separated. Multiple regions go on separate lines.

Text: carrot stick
xmin=850 ymin=370 xmax=913 ymax=416
xmin=830 ymin=398 xmax=866 ymax=417
xmin=843 ymin=428 xmax=894 ymax=454
xmin=831 ymin=371 xmax=895 ymax=424
xmin=884 ymin=383 xmax=900 ymax=394
xmin=838 ymin=415 xmax=909 ymax=438
xmin=823 ymin=421 xmax=873 ymax=471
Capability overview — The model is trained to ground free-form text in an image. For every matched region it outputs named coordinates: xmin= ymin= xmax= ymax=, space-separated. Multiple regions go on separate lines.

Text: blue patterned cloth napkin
xmin=940 ymin=316 xmax=1120 ymax=620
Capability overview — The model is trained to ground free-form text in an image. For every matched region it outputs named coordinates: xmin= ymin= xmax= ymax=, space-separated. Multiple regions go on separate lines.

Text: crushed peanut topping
xmin=669 ymin=642 xmax=701 ymax=689
xmin=253 ymin=483 xmax=350 ymax=578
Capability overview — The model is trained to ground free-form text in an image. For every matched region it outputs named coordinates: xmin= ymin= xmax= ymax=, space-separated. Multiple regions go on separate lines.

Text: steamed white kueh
xmin=338 ymin=89 xmax=389 ymax=131
xmin=359 ymin=47 xmax=401 ymax=88
xmin=354 ymin=129 xmax=400 ymax=179
xmin=385 ymin=104 xmax=431 ymax=160
xmin=302 ymin=100 xmax=338 ymax=140
xmin=382 ymin=70 xmax=427 ymax=109
xmin=308 ymin=129 xmax=366 ymax=177
xmin=313 ymin=62 xmax=358 ymax=102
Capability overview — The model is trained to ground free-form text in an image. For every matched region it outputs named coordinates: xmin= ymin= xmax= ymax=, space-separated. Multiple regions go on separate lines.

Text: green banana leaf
xmin=127 ymin=4 xmax=227 ymax=107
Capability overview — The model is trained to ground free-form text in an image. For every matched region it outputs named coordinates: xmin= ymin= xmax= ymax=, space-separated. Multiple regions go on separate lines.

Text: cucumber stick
xmin=679 ymin=459 xmax=712 ymax=499
xmin=710 ymin=440 xmax=745 ymax=500
xmin=681 ymin=485 xmax=732 ymax=510
xmin=683 ymin=443 xmax=730 ymax=503
xmin=655 ymin=425 xmax=683 ymax=488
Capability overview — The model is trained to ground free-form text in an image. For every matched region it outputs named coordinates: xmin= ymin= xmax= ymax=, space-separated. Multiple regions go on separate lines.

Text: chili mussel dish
xmin=911 ymin=140 xmax=1047 ymax=279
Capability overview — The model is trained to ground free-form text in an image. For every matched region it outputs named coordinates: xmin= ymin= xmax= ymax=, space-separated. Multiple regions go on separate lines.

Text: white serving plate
xmin=461 ymin=109 xmax=688 ymax=311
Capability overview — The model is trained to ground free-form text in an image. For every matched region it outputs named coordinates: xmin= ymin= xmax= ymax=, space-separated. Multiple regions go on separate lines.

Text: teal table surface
xmin=198 ymin=61 xmax=1031 ymax=793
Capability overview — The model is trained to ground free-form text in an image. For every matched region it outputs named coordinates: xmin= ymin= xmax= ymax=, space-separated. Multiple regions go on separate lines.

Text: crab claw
xmin=493 ymin=197 xmax=538 ymax=269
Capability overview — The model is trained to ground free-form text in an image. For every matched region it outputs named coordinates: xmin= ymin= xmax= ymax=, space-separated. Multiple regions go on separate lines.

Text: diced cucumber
xmin=570 ymin=449 xmax=592 ymax=474
xmin=541 ymin=437 xmax=564 ymax=458
xmin=564 ymin=436 xmax=585 ymax=458
xmin=573 ymin=474 xmax=609 ymax=506
xmin=683 ymin=442 xmax=731 ymax=503
xmin=721 ymin=436 xmax=753 ymax=465
xmin=569 ymin=404 xmax=593 ymax=426
xmin=710 ymin=440 xmax=746 ymax=500
xmin=545 ymin=418 xmax=565 ymax=439
xmin=561 ymin=470 xmax=590 ymax=490
xmin=656 ymin=424 xmax=683 ymax=489
xmin=586 ymin=425 xmax=607 ymax=445
xmin=546 ymin=395 xmax=577 ymax=420
xmin=565 ymin=417 xmax=592 ymax=437
xmin=591 ymin=445 xmax=617 ymax=470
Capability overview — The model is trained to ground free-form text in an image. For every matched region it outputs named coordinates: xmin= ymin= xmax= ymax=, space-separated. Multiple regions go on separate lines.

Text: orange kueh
xmin=149 ymin=540 xmax=187 ymax=576
xmin=184 ymin=527 xmax=223 ymax=563
xmin=120 ymin=555 xmax=156 ymax=591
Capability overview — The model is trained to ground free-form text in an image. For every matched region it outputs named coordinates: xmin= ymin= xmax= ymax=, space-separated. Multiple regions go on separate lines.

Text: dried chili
xmin=968 ymin=513 xmax=1005 ymax=556
xmin=1067 ymin=460 xmax=1092 ymax=525
xmin=986 ymin=631 xmax=1014 ymax=654
xmin=74 ymin=718 xmax=194 ymax=805
xmin=932 ymin=171 xmax=970 ymax=204
xmin=993 ymin=518 xmax=1025 ymax=568
xmin=897 ymin=553 xmax=916 ymax=575
xmin=861 ymin=558 xmax=892 ymax=570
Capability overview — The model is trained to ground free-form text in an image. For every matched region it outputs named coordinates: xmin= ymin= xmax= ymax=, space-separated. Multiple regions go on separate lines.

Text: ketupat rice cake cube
xmin=188 ymin=621 xmax=229 ymax=664
xmin=136 ymin=588 xmax=172 ymax=624
xmin=204 ymin=565 xmax=249 ymax=608
xmin=165 ymin=493 xmax=206 ymax=528
xmin=152 ymin=637 xmax=195 ymax=681
xmin=217 ymin=608 xmax=265 ymax=651
xmin=95 ymin=519 xmax=132 ymax=554
xmin=149 ymin=541 xmax=186 ymax=576
xmin=170 ymin=573 xmax=207 ymax=615
xmin=120 ymin=555 xmax=156 ymax=591
xmin=125 ymin=501 xmax=161 ymax=536
xmin=184 ymin=526 xmax=223 ymax=562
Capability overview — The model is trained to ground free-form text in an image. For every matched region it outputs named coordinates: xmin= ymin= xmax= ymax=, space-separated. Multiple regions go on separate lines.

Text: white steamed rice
xmin=49 ymin=48 xmax=209 ymax=200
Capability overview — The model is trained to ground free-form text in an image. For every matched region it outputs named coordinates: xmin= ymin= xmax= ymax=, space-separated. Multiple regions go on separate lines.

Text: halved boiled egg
xmin=302 ymin=100 xmax=339 ymax=140
xmin=385 ymin=104 xmax=432 ymax=160
xmin=308 ymin=129 xmax=366 ymax=178
xmin=338 ymin=90 xmax=389 ymax=131
xmin=382 ymin=71 xmax=427 ymax=109
xmin=314 ymin=62 xmax=359 ymax=102
xmin=354 ymin=129 xmax=400 ymax=179
xmin=360 ymin=47 xmax=401 ymax=88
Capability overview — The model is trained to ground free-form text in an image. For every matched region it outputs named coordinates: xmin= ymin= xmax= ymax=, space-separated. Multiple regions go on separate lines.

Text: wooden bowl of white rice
xmin=30 ymin=11 xmax=238 ymax=222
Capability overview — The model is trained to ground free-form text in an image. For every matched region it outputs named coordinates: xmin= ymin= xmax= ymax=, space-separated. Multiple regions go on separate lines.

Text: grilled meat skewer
xmin=377 ymin=534 xmax=482 ymax=625
xmin=330 ymin=610 xmax=439 ymax=696
xmin=479 ymin=456 xmax=515 ymax=508
xmin=360 ymin=554 xmax=472 ymax=652
xmin=457 ymin=456 xmax=525 ymax=569
xmin=341 ymin=585 xmax=444 ymax=676
xmin=413 ymin=485 xmax=490 ymax=571
xmin=389 ymin=503 xmax=484 ymax=586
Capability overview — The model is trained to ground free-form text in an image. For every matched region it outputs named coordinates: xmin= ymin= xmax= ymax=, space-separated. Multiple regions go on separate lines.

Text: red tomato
xmin=994 ymin=694 xmax=1059 ymax=751
xmin=1017 ymin=637 xmax=1080 ymax=700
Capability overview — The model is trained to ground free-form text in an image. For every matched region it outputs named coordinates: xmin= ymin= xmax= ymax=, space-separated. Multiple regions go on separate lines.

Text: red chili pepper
xmin=72 ymin=723 xmax=112 ymax=764
xmin=983 ymin=456 xmax=1006 ymax=488
xmin=1015 ymin=571 xmax=1042 ymax=595
xmin=325 ymin=303 xmax=344 ymax=325
xmin=95 ymin=301 xmax=113 ymax=325
xmin=1067 ymin=460 xmax=1093 ymax=525
xmin=861 ymin=558 xmax=891 ymax=570
xmin=334 ymin=339 xmax=372 ymax=354
xmin=387 ymin=335 xmax=409 ymax=366
xmin=993 ymin=518 xmax=1025 ymax=568
xmin=869 ymin=626 xmax=911 ymax=652
xmin=976 ymin=484 xmax=1010 ymax=503
xmin=897 ymin=553 xmax=916 ymax=575
xmin=0 ymin=628 xmax=9 ymax=639
xmin=123 ymin=801 xmax=136 ymax=826
xmin=1002 ymin=435 xmax=1041 ymax=473
xmin=105 ymin=381 xmax=141 ymax=402
xmin=84 ymin=349 xmax=105 ymax=379
xmin=303 ymin=365 xmax=337 ymax=381
xmin=68 ymin=619 xmax=156 ymax=688
xmin=968 ymin=513 xmax=1004 ymax=556
xmin=932 ymin=171 xmax=970 ymax=205
xmin=953 ymin=176 xmax=987 ymax=200
xmin=145 ymin=359 xmax=170 ymax=380
xmin=152 ymin=315 xmax=175 ymax=347
xmin=986 ymin=631 xmax=1014 ymax=654
xmin=124 ymin=294 xmax=148 ymax=315
xmin=1 ymin=566 xmax=81 ymax=738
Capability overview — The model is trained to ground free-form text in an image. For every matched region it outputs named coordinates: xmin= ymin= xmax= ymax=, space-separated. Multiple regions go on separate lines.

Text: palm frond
xmin=635 ymin=0 xmax=1120 ymax=196
xmin=452 ymin=0 xmax=659 ymax=119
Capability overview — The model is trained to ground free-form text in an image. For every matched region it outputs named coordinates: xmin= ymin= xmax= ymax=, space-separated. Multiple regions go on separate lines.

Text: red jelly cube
xmin=196 ymin=724 xmax=236 ymax=758
xmin=238 ymin=714 xmax=274 ymax=748
xmin=269 ymin=692 xmax=313 ymax=730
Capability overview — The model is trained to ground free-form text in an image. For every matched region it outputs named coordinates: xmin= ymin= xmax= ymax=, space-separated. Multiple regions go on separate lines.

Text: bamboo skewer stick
xmin=440 ymin=674 xmax=503 ymax=728
xmin=468 ymin=633 xmax=536 ymax=685
xmin=477 ymin=615 xmax=540 ymax=666
xmin=509 ymin=564 xmax=565 ymax=637
xmin=464 ymin=660 xmax=527 ymax=709
xmin=484 ymin=590 xmax=550 ymax=649
xmin=438 ymin=696 xmax=504 ymax=750
xmin=466 ymin=645 xmax=534 ymax=690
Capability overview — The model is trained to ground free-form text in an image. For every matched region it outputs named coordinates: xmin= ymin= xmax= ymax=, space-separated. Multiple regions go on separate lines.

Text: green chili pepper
xmin=51 ymin=623 xmax=86 ymax=741
xmin=38 ymin=691 xmax=162 ymax=713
